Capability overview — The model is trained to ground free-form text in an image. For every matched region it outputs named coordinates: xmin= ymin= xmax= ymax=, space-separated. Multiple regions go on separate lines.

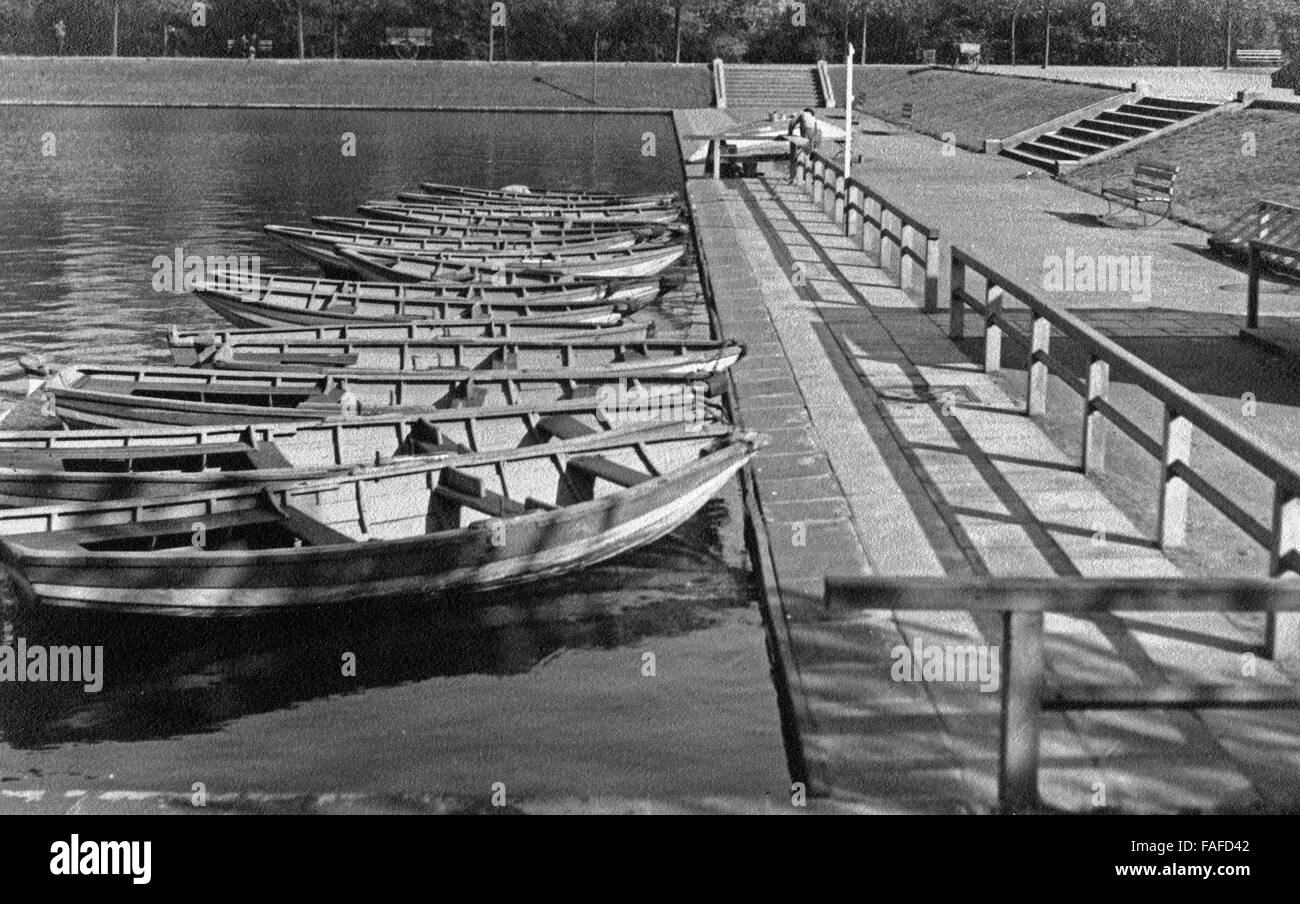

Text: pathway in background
xmin=977 ymin=65 xmax=1277 ymax=101
xmin=684 ymin=163 xmax=1300 ymax=811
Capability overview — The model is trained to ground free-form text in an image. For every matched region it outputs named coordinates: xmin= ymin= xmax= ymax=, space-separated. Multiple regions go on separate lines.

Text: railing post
xmin=1157 ymin=407 xmax=1192 ymax=548
xmin=1082 ymin=357 xmax=1110 ymax=475
xmin=923 ymin=231 xmax=941 ymax=313
xmin=812 ymin=158 xmax=825 ymax=205
xmin=949 ymin=256 xmax=966 ymax=339
xmin=846 ymin=182 xmax=863 ymax=237
xmin=711 ymin=139 xmax=721 ymax=179
xmin=1246 ymin=241 xmax=1262 ymax=329
xmin=899 ymin=222 xmax=914 ymax=294
xmin=878 ymin=209 xmax=891 ymax=276
xmin=863 ymin=195 xmax=881 ymax=257
xmin=834 ymin=172 xmax=846 ymax=224
xmin=1027 ymin=314 xmax=1050 ymax=416
xmin=983 ymin=284 xmax=1004 ymax=373
xmin=998 ymin=606 xmax=1044 ymax=814
xmin=1266 ymin=485 xmax=1300 ymax=660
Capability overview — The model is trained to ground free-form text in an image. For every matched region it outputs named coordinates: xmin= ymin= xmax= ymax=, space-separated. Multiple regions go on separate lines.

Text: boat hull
xmin=0 ymin=429 xmax=755 ymax=616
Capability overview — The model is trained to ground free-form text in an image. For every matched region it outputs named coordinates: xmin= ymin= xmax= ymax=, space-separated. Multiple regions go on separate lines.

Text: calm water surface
xmin=0 ymin=108 xmax=784 ymax=804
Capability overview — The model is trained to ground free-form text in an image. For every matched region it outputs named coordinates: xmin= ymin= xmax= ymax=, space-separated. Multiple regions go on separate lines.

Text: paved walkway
xmin=977 ymin=65 xmax=1279 ymax=101
xmin=687 ymin=166 xmax=1300 ymax=812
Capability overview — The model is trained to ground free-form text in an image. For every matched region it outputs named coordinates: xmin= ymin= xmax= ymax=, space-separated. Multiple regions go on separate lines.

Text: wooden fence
xmin=948 ymin=245 xmax=1300 ymax=659
xmin=825 ymin=575 xmax=1300 ymax=812
xmin=793 ymin=145 xmax=942 ymax=312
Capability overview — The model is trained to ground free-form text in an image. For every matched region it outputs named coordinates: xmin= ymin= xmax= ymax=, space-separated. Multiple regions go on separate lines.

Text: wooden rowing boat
xmin=31 ymin=359 xmax=735 ymax=429
xmin=309 ymin=215 xmax=666 ymax=243
xmin=168 ymin=322 xmax=657 ymax=365
xmin=388 ymin=194 xmax=683 ymax=225
xmin=336 ymin=243 xmax=686 ymax=282
xmin=263 ymin=224 xmax=644 ymax=272
xmin=165 ymin=331 xmax=740 ymax=373
xmin=191 ymin=277 xmax=659 ymax=330
xmin=0 ymin=421 xmax=758 ymax=616
xmin=359 ymin=202 xmax=689 ymax=234
xmin=0 ymin=404 xmax=723 ymax=505
xmin=418 ymin=181 xmax=679 ymax=207
xmin=418 ymin=182 xmax=679 ymax=210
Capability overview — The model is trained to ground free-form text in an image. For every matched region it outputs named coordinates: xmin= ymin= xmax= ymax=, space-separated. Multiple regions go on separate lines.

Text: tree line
xmin=2 ymin=1 xmax=1296 ymax=66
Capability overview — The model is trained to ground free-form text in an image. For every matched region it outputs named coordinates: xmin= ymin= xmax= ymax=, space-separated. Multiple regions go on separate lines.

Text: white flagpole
xmin=843 ymin=44 xmax=855 ymax=181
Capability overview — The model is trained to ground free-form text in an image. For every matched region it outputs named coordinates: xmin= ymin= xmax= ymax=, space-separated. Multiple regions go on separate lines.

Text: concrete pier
xmin=675 ymin=110 xmax=1300 ymax=812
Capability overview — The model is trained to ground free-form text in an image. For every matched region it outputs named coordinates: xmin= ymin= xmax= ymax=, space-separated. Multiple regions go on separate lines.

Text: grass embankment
xmin=0 ymin=57 xmax=713 ymax=109
xmin=1062 ymin=106 xmax=1300 ymax=232
xmin=826 ymin=66 xmax=1119 ymax=151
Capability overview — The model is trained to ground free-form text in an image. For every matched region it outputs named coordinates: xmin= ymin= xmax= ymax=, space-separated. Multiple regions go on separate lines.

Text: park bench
xmin=1236 ymin=48 xmax=1284 ymax=68
xmin=954 ymin=42 xmax=981 ymax=70
xmin=1243 ymin=201 xmax=1300 ymax=329
xmin=1100 ymin=159 xmax=1179 ymax=227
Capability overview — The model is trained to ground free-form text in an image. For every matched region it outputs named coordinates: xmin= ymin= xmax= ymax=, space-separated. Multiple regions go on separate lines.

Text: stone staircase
xmin=721 ymin=64 xmax=826 ymax=110
xmin=1001 ymin=96 xmax=1219 ymax=172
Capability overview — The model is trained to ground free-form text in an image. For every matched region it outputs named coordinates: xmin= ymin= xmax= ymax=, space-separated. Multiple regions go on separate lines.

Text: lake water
xmin=0 ymin=107 xmax=788 ymax=809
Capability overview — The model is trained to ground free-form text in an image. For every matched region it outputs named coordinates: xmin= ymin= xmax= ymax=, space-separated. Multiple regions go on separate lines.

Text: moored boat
xmin=191 ymin=276 xmax=659 ymax=330
xmin=0 ymin=421 xmax=758 ymax=616
xmin=388 ymin=193 xmax=683 ymax=224
xmin=28 ymin=359 xmax=734 ymax=429
xmin=0 ymin=405 xmax=723 ymax=505
xmin=361 ymin=201 xmax=685 ymax=232
xmin=263 ymin=224 xmax=644 ymax=272
xmin=336 ymin=243 xmax=686 ymax=283
xmin=164 ymin=332 xmax=741 ymax=373
xmin=418 ymin=181 xmax=679 ymax=207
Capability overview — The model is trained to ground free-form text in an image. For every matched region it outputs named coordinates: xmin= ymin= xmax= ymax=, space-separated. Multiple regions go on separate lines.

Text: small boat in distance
xmin=418 ymin=182 xmax=679 ymax=210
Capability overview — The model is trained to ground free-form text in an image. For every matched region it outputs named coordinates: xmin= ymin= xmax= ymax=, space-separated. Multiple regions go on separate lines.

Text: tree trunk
xmin=298 ymin=0 xmax=306 ymax=60
xmin=111 ymin=0 xmax=119 ymax=57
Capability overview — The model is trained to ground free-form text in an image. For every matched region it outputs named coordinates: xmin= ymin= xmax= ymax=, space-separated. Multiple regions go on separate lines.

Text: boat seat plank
xmin=433 ymin=484 xmax=528 ymax=517
xmin=274 ymin=502 xmax=357 ymax=547
xmin=568 ymin=455 xmax=650 ymax=488
xmin=244 ymin=441 xmax=295 ymax=469
xmin=535 ymin=414 xmax=597 ymax=440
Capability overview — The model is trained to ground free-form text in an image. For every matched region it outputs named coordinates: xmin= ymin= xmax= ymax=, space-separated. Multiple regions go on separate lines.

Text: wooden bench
xmin=1101 ymin=160 xmax=1179 ymax=227
xmin=1236 ymin=49 xmax=1284 ymax=68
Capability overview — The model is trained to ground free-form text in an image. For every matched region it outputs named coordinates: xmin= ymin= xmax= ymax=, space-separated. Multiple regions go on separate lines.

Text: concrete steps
xmin=1002 ymin=95 xmax=1219 ymax=173
xmin=721 ymin=65 xmax=825 ymax=109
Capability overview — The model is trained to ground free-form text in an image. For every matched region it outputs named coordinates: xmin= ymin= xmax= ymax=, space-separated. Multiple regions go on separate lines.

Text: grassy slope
xmin=1061 ymin=106 xmax=1300 ymax=233
xmin=827 ymin=66 xmax=1119 ymax=151
xmin=0 ymin=57 xmax=713 ymax=109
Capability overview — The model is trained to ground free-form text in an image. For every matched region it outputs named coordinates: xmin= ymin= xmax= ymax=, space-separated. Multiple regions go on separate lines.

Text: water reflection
xmin=0 ymin=501 xmax=753 ymax=748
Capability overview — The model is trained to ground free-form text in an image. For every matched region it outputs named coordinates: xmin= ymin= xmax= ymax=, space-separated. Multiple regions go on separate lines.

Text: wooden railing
xmin=793 ymin=145 xmax=942 ymax=311
xmin=949 ymin=245 xmax=1300 ymax=658
xmin=825 ymin=575 xmax=1300 ymax=812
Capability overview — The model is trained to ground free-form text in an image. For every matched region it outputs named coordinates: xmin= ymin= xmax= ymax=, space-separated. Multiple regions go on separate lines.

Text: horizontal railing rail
xmin=948 ymin=245 xmax=1300 ymax=659
xmin=793 ymin=144 xmax=942 ymax=311
xmin=826 ymin=575 xmax=1300 ymax=812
